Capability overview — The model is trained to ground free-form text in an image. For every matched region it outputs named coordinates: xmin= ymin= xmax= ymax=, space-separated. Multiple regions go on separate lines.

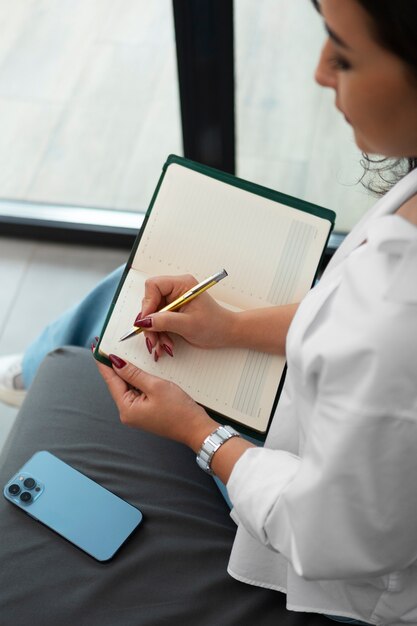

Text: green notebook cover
xmin=95 ymin=154 xmax=335 ymax=440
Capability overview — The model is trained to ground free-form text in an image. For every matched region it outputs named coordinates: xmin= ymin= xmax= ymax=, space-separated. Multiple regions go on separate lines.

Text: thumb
xmin=108 ymin=355 xmax=155 ymax=393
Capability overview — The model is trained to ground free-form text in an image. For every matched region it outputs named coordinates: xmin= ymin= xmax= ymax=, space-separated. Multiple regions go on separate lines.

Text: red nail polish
xmin=94 ymin=336 xmax=100 ymax=342
xmin=91 ymin=342 xmax=96 ymax=353
xmin=162 ymin=344 xmax=174 ymax=357
xmin=134 ymin=311 xmax=142 ymax=326
xmin=109 ymin=354 xmax=127 ymax=368
xmin=135 ymin=317 xmax=153 ymax=329
xmin=154 ymin=351 xmax=159 ymax=362
xmin=146 ymin=338 xmax=153 ymax=354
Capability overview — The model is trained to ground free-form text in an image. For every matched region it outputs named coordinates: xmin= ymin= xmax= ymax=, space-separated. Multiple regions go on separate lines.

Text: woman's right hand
xmin=135 ymin=274 xmax=237 ymax=359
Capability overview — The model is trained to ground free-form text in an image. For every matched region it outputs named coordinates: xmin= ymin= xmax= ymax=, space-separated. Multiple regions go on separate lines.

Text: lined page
xmin=99 ymin=162 xmax=331 ymax=432
xmin=99 ymin=269 xmax=284 ymax=432
xmin=133 ymin=163 xmax=330 ymax=310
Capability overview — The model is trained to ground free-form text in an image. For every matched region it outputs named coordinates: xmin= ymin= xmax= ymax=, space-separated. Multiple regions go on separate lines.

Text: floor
xmin=0 ymin=0 xmax=378 ymax=454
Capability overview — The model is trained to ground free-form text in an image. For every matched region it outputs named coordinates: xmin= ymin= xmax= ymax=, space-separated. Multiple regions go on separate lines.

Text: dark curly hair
xmin=312 ymin=0 xmax=417 ymax=194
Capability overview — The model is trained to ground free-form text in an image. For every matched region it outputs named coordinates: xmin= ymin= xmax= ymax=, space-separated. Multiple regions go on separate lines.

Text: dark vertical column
xmin=172 ymin=0 xmax=235 ymax=173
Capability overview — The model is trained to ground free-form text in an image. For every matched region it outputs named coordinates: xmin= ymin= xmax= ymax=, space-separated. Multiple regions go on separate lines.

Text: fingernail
xmin=135 ymin=317 xmax=152 ymax=329
xmin=162 ymin=344 xmax=173 ymax=357
xmin=146 ymin=338 xmax=153 ymax=354
xmin=109 ymin=354 xmax=127 ymax=368
xmin=91 ymin=342 xmax=96 ymax=353
xmin=154 ymin=351 xmax=159 ymax=362
xmin=134 ymin=311 xmax=142 ymax=326
xmin=94 ymin=336 xmax=100 ymax=342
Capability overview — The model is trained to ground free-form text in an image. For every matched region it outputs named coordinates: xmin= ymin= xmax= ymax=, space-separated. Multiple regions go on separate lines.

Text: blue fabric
xmin=213 ymin=475 xmax=233 ymax=508
xmin=22 ymin=265 xmax=125 ymax=387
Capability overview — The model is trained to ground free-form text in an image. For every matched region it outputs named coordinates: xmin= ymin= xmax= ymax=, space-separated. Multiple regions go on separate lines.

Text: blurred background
xmin=0 ymin=0 xmax=375 ymax=445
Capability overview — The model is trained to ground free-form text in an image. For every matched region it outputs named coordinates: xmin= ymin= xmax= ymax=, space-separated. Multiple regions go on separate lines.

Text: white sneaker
xmin=0 ymin=354 xmax=26 ymax=407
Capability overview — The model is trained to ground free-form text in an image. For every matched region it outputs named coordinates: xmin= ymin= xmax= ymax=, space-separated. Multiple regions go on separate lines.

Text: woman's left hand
xmin=96 ymin=355 xmax=218 ymax=451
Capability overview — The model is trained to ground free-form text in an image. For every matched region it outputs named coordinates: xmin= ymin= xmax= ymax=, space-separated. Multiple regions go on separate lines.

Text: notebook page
xmin=99 ymin=162 xmax=331 ymax=432
xmin=132 ymin=163 xmax=331 ymax=310
xmin=98 ymin=269 xmax=284 ymax=432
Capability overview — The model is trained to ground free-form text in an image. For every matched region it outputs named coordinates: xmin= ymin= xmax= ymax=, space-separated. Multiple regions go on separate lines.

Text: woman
xmin=1 ymin=1 xmax=416 ymax=623
xmin=96 ymin=1 xmax=417 ymax=624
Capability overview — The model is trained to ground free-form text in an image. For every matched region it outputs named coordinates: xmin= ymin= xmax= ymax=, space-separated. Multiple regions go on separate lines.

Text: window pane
xmin=235 ymin=0 xmax=374 ymax=232
xmin=0 ymin=0 xmax=182 ymax=213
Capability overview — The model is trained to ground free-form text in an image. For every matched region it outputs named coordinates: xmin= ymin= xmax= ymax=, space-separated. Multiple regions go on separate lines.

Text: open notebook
xmin=95 ymin=155 xmax=335 ymax=437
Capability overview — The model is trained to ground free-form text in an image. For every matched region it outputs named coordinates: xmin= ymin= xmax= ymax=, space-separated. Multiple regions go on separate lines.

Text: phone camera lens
xmin=8 ymin=484 xmax=21 ymax=496
xmin=20 ymin=492 xmax=32 ymax=503
xmin=23 ymin=477 xmax=36 ymax=490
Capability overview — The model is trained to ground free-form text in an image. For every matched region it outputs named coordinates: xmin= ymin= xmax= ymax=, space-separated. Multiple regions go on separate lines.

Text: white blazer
xmin=227 ymin=168 xmax=417 ymax=625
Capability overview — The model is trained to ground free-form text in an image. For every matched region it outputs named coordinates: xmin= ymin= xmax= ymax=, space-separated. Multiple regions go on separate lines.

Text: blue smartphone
xmin=3 ymin=451 xmax=143 ymax=562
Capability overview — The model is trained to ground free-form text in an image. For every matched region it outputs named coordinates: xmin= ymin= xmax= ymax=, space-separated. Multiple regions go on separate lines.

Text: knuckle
xmin=144 ymin=277 xmax=155 ymax=289
xmin=184 ymin=274 xmax=198 ymax=286
xmin=119 ymin=410 xmax=130 ymax=425
xmin=152 ymin=377 xmax=166 ymax=393
xmin=126 ymin=365 xmax=143 ymax=387
xmin=167 ymin=380 xmax=178 ymax=394
xmin=150 ymin=376 xmax=161 ymax=389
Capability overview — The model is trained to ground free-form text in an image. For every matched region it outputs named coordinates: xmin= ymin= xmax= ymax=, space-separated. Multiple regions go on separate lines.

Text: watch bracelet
xmin=196 ymin=424 xmax=240 ymax=475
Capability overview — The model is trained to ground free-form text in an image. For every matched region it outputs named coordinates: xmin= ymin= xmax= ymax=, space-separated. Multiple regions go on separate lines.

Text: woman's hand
xmin=96 ymin=355 xmax=219 ymax=450
xmin=135 ymin=274 xmax=237 ymax=359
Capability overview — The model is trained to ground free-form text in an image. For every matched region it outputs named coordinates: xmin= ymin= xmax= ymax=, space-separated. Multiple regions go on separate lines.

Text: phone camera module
xmin=20 ymin=492 xmax=32 ymax=503
xmin=23 ymin=477 xmax=36 ymax=490
xmin=8 ymin=483 xmax=21 ymax=496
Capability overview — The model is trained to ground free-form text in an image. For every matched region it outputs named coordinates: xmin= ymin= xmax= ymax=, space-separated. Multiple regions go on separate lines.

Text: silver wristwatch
xmin=196 ymin=425 xmax=240 ymax=475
